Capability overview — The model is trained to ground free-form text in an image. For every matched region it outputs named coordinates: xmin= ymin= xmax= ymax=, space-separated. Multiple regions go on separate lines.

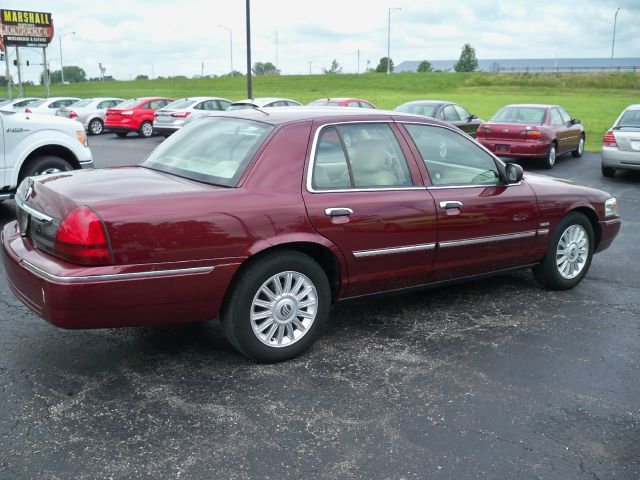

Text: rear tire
xmin=138 ymin=121 xmax=153 ymax=138
xmin=115 ymin=131 xmax=128 ymax=138
xmin=542 ymin=143 xmax=557 ymax=169
xmin=221 ymin=251 xmax=331 ymax=363
xmin=533 ymin=212 xmax=594 ymax=290
xmin=88 ymin=118 xmax=104 ymax=135
xmin=602 ymin=165 xmax=616 ymax=177
xmin=21 ymin=155 xmax=73 ymax=181
xmin=572 ymin=134 xmax=585 ymax=158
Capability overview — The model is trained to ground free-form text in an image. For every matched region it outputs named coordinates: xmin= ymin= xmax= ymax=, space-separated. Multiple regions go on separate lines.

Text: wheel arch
xmin=568 ymin=206 xmax=601 ymax=249
xmin=18 ymin=145 xmax=80 ymax=184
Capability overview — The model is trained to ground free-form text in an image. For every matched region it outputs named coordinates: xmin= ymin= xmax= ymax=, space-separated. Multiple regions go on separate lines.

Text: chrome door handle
xmin=439 ymin=201 xmax=463 ymax=209
xmin=325 ymin=207 xmax=353 ymax=217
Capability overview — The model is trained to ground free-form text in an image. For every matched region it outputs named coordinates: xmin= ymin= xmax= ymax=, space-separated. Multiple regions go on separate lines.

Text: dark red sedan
xmin=476 ymin=104 xmax=585 ymax=169
xmin=1 ymin=108 xmax=620 ymax=362
xmin=105 ymin=97 xmax=174 ymax=138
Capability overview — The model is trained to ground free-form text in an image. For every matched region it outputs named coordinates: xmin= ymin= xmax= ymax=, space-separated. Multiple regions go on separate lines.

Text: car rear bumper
xmin=1 ymin=222 xmax=240 ymax=329
xmin=478 ymin=139 xmax=549 ymax=158
xmin=601 ymin=147 xmax=640 ymax=170
xmin=152 ymin=125 xmax=181 ymax=135
xmin=596 ymin=216 xmax=622 ymax=253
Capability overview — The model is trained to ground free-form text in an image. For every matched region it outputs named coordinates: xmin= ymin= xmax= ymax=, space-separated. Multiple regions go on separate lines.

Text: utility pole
xmin=4 ymin=51 xmax=11 ymax=99
xmin=15 ymin=46 xmax=23 ymax=97
xmin=43 ymin=47 xmax=50 ymax=97
xmin=59 ymin=31 xmax=76 ymax=84
xmin=246 ymin=0 xmax=252 ymax=98
xmin=386 ymin=7 xmax=401 ymax=75
xmin=611 ymin=7 xmax=621 ymax=59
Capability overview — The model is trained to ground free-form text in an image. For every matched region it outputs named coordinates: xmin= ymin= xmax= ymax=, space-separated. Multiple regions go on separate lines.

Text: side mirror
xmin=571 ymin=118 xmax=581 ymax=125
xmin=505 ymin=163 xmax=523 ymax=184
xmin=468 ymin=114 xmax=477 ymax=121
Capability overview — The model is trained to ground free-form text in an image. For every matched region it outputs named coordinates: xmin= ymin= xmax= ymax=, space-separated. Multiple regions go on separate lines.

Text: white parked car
xmin=602 ymin=104 xmax=640 ymax=177
xmin=0 ymin=97 xmax=41 ymax=111
xmin=152 ymin=96 xmax=231 ymax=136
xmin=0 ymin=110 xmax=93 ymax=203
xmin=57 ymin=97 xmax=124 ymax=135
xmin=227 ymin=97 xmax=301 ymax=110
xmin=20 ymin=97 xmax=80 ymax=116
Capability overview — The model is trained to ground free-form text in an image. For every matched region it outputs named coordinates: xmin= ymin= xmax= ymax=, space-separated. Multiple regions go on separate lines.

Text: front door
xmin=302 ymin=121 xmax=438 ymax=297
xmin=401 ymin=123 xmax=540 ymax=281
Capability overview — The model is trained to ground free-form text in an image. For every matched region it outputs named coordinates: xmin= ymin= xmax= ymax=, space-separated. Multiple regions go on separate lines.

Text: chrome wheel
xmin=577 ymin=137 xmax=584 ymax=155
xmin=547 ymin=145 xmax=556 ymax=167
xmin=140 ymin=122 xmax=153 ymax=137
xmin=250 ymin=271 xmax=318 ymax=348
xmin=556 ymin=224 xmax=589 ymax=280
xmin=34 ymin=167 xmax=63 ymax=176
xmin=89 ymin=119 xmax=103 ymax=135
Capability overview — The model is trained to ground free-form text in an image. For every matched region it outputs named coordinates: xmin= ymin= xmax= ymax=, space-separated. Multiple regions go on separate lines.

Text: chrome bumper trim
xmin=14 ymin=195 xmax=55 ymax=223
xmin=353 ymin=243 xmax=436 ymax=258
xmin=537 ymin=229 xmax=549 ymax=236
xmin=22 ymin=260 xmax=214 ymax=284
xmin=603 ymin=218 xmax=622 ymax=225
xmin=439 ymin=230 xmax=537 ymax=248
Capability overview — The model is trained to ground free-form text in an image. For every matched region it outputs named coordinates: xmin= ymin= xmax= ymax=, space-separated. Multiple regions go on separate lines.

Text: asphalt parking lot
xmin=1 ymin=133 xmax=638 ymax=479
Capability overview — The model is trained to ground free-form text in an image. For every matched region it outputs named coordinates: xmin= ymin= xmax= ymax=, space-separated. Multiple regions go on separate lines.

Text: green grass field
xmin=24 ymin=72 xmax=640 ymax=152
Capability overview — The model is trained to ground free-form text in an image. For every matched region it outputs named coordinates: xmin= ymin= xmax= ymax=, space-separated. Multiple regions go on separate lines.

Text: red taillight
xmin=54 ymin=206 xmax=112 ymax=265
xmin=171 ymin=111 xmax=191 ymax=118
xmin=25 ymin=108 xmax=32 ymax=113
xmin=476 ymin=126 xmax=491 ymax=137
xmin=520 ymin=129 xmax=543 ymax=139
xmin=603 ymin=131 xmax=617 ymax=147
xmin=68 ymin=111 xmax=78 ymax=118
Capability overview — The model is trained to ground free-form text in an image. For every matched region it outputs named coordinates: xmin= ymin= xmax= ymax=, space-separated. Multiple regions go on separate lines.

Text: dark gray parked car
xmin=394 ymin=100 xmax=484 ymax=137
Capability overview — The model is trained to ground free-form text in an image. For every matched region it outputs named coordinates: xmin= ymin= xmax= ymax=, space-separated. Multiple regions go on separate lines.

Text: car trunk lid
xmin=612 ymin=127 xmax=640 ymax=152
xmin=479 ymin=122 xmax=542 ymax=140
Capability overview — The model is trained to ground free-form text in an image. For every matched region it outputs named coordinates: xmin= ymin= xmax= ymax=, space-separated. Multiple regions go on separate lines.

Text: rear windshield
xmin=491 ymin=107 xmax=546 ymax=123
xmin=70 ymin=99 xmax=93 ymax=108
xmin=164 ymin=98 xmax=197 ymax=110
xmin=395 ymin=103 xmax=437 ymax=117
xmin=142 ymin=117 xmax=273 ymax=187
xmin=617 ymin=109 xmax=640 ymax=127
xmin=227 ymin=103 xmax=256 ymax=111
xmin=309 ymin=100 xmax=341 ymax=106
xmin=25 ymin=99 xmax=46 ymax=108
xmin=115 ymin=99 xmax=141 ymax=109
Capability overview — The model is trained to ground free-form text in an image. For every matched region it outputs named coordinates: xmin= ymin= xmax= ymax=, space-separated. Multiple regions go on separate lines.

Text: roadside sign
xmin=0 ymin=9 xmax=54 ymax=49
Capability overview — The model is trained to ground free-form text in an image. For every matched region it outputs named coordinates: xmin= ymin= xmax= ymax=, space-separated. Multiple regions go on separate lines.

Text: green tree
xmin=135 ymin=74 xmax=149 ymax=81
xmin=454 ymin=43 xmax=479 ymax=72
xmin=322 ymin=59 xmax=343 ymax=75
xmin=252 ymin=61 xmax=279 ymax=76
xmin=375 ymin=57 xmax=394 ymax=73
xmin=417 ymin=60 xmax=432 ymax=72
xmin=40 ymin=65 xmax=87 ymax=84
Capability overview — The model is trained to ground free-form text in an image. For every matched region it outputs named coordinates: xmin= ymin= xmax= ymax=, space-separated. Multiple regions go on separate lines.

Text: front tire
xmin=221 ymin=251 xmax=331 ymax=363
xmin=602 ymin=165 xmax=616 ymax=177
xmin=115 ymin=131 xmax=128 ymax=138
xmin=21 ymin=155 xmax=73 ymax=180
xmin=88 ymin=118 xmax=104 ymax=135
xmin=572 ymin=134 xmax=585 ymax=158
xmin=543 ymin=143 xmax=557 ymax=169
xmin=533 ymin=212 xmax=594 ymax=290
xmin=138 ymin=121 xmax=153 ymax=138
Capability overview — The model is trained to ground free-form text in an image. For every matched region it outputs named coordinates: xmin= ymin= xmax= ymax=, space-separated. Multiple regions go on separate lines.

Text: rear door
xmin=558 ymin=107 xmax=581 ymax=152
xmin=550 ymin=108 xmax=572 ymax=153
xmin=302 ymin=121 xmax=438 ymax=297
xmin=401 ymin=123 xmax=540 ymax=281
xmin=453 ymin=104 xmax=478 ymax=137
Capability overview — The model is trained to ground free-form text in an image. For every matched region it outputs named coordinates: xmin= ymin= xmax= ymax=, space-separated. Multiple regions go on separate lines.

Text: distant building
xmin=395 ymin=57 xmax=640 ymax=73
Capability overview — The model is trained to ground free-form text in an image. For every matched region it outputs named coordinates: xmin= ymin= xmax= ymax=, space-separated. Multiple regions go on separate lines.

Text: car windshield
xmin=227 ymin=103 xmax=256 ymax=111
xmin=491 ymin=107 xmax=546 ymax=123
xmin=309 ymin=100 xmax=341 ymax=106
xmin=165 ymin=98 xmax=197 ymax=110
xmin=142 ymin=117 xmax=273 ymax=187
xmin=25 ymin=99 xmax=46 ymax=108
xmin=395 ymin=103 xmax=438 ymax=117
xmin=115 ymin=99 xmax=142 ymax=109
xmin=617 ymin=109 xmax=640 ymax=127
xmin=70 ymin=99 xmax=93 ymax=108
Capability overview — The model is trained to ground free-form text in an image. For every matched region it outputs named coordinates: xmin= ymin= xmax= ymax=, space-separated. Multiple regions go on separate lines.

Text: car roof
xmin=171 ymin=96 xmax=229 ymax=102
xmin=502 ymin=104 xmax=558 ymax=109
xmin=623 ymin=104 xmax=640 ymax=111
xmin=202 ymin=106 xmax=446 ymax=126
xmin=399 ymin=100 xmax=451 ymax=106
xmin=313 ymin=97 xmax=367 ymax=102
xmin=232 ymin=97 xmax=299 ymax=106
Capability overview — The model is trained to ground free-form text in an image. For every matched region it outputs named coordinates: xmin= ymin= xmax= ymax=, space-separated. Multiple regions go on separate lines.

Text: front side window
xmin=359 ymin=102 xmax=375 ymax=109
xmin=309 ymin=100 xmax=341 ymax=106
xmin=116 ymin=99 xmax=140 ymax=110
xmin=442 ymin=105 xmax=460 ymax=122
xmin=347 ymin=102 xmax=361 ymax=108
xmin=142 ymin=117 xmax=272 ymax=187
xmin=558 ymin=108 xmax=572 ymax=124
xmin=71 ymin=99 xmax=93 ymax=108
xmin=395 ymin=103 xmax=437 ymax=118
xmin=311 ymin=123 xmax=413 ymax=190
xmin=453 ymin=105 xmax=471 ymax=120
xmin=218 ymin=100 xmax=231 ymax=110
xmin=404 ymin=124 xmax=500 ymax=186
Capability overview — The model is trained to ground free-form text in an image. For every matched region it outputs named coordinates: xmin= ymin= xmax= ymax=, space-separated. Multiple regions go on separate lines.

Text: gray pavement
xmin=0 ymin=134 xmax=638 ymax=479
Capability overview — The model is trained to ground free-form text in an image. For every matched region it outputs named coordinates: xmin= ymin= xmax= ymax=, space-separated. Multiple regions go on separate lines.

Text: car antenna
xmin=254 ymin=107 xmax=270 ymax=116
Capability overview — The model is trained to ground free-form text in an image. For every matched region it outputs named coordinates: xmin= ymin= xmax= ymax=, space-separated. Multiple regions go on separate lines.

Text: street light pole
xmin=611 ymin=7 xmax=621 ymax=59
xmin=387 ymin=7 xmax=401 ymax=75
xmin=59 ymin=31 xmax=76 ymax=84
xmin=219 ymin=25 xmax=233 ymax=74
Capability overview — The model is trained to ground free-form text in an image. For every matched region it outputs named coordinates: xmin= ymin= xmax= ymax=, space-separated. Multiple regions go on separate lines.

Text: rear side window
xmin=405 ymin=124 xmax=500 ymax=186
xmin=217 ymin=100 xmax=231 ymax=110
xmin=166 ymin=99 xmax=196 ymax=109
xmin=550 ymin=109 xmax=564 ymax=126
xmin=311 ymin=123 xmax=413 ymax=190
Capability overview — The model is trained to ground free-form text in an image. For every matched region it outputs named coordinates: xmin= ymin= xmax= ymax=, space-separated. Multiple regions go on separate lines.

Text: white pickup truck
xmin=0 ymin=109 xmax=93 ymax=202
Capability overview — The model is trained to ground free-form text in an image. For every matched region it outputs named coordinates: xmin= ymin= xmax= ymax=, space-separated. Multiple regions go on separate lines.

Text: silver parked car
xmin=227 ymin=97 xmax=302 ymax=110
xmin=57 ymin=97 xmax=125 ymax=135
xmin=602 ymin=104 xmax=640 ymax=177
xmin=0 ymin=97 xmax=41 ymax=111
xmin=19 ymin=97 xmax=80 ymax=115
xmin=152 ymin=96 xmax=232 ymax=136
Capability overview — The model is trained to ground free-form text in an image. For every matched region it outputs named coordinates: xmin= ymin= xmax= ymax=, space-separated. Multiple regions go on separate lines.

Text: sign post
xmin=4 ymin=48 xmax=10 ymax=99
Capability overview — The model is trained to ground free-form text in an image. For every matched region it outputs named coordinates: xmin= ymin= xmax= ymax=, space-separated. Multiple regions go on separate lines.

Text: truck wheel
xmin=22 ymin=156 xmax=73 ymax=180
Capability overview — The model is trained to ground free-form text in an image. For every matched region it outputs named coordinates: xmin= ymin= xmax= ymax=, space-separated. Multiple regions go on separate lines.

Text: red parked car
xmin=105 ymin=97 xmax=173 ymax=138
xmin=476 ymin=104 xmax=585 ymax=169
xmin=2 ymin=108 xmax=620 ymax=362
xmin=308 ymin=98 xmax=376 ymax=108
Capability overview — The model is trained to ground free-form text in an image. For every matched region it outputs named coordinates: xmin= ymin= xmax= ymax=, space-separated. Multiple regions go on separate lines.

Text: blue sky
xmin=6 ymin=0 xmax=640 ymax=82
